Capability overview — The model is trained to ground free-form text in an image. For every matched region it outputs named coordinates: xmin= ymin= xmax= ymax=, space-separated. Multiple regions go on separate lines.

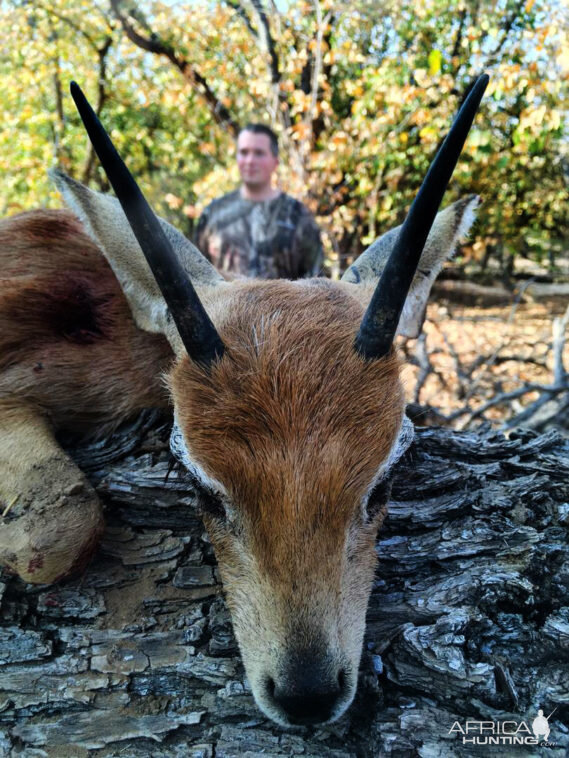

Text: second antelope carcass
xmin=0 ymin=76 xmax=488 ymax=726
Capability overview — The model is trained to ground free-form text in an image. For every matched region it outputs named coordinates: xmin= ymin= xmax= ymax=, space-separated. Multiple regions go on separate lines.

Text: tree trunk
xmin=1 ymin=414 xmax=568 ymax=757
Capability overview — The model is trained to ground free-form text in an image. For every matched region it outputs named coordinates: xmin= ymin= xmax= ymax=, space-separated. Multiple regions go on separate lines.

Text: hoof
xmin=0 ymin=478 xmax=104 ymax=585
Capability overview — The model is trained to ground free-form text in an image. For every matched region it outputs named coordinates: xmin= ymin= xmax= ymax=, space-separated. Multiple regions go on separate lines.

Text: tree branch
xmin=451 ymin=7 xmax=467 ymax=60
xmin=110 ymin=0 xmax=240 ymax=135
xmin=222 ymin=0 xmax=257 ymax=38
xmin=552 ymin=304 xmax=569 ymax=386
xmin=484 ymin=0 xmax=525 ymax=69
xmin=81 ymin=36 xmax=113 ymax=185
xmin=250 ymin=0 xmax=281 ymax=84
xmin=37 ymin=2 xmax=103 ymax=49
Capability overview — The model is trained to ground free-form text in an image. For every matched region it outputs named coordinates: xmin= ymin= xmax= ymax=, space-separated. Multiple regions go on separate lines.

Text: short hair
xmin=238 ymin=124 xmax=279 ymax=156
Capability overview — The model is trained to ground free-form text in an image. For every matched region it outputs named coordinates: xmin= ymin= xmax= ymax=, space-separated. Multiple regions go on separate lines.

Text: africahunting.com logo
xmin=449 ymin=707 xmax=557 ymax=747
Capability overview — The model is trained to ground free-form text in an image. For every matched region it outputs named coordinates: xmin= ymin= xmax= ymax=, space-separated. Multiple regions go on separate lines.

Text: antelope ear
xmin=50 ymin=169 xmax=224 ymax=349
xmin=342 ymin=195 xmax=480 ymax=338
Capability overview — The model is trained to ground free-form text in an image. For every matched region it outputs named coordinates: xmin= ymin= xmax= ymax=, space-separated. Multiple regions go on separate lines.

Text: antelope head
xmin=53 ymin=76 xmax=487 ymax=727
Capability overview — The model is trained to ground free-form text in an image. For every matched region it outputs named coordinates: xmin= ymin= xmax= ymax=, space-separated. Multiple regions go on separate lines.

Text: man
xmin=195 ymin=124 xmax=322 ymax=279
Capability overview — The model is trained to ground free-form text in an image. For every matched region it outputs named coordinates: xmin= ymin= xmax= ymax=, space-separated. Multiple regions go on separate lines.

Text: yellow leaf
xmin=428 ymin=49 xmax=442 ymax=75
xmin=165 ymin=193 xmax=182 ymax=210
xmin=419 ymin=126 xmax=437 ymax=142
xmin=291 ymin=122 xmax=311 ymax=141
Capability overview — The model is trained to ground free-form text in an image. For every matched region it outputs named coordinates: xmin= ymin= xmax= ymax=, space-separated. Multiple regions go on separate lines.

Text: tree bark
xmin=1 ymin=415 xmax=568 ymax=756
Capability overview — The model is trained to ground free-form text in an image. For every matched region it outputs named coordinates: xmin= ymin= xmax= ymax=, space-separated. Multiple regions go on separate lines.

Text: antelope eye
xmin=182 ymin=473 xmax=227 ymax=523
xmin=196 ymin=486 xmax=227 ymax=523
xmin=169 ymin=424 xmax=228 ymax=523
xmin=364 ymin=476 xmax=393 ymax=523
xmin=172 ymin=459 xmax=228 ymax=523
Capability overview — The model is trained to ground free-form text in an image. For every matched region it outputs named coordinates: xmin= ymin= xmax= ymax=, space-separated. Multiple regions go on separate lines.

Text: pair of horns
xmin=70 ymin=75 xmax=488 ymax=366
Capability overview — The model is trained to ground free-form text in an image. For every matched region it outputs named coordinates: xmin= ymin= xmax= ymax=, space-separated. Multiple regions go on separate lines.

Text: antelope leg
xmin=0 ymin=403 xmax=104 ymax=584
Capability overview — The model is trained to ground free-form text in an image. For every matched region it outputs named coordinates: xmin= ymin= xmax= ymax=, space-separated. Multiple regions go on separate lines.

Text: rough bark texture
xmin=1 ymin=414 xmax=568 ymax=757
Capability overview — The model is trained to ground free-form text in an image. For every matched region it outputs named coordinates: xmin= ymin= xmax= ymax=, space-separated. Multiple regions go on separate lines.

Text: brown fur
xmin=0 ymin=209 xmax=404 ymax=722
xmin=0 ymin=167 xmax=479 ymax=725
xmin=172 ymin=280 xmax=403 ymax=564
xmin=0 ymin=209 xmax=173 ymax=436
xmin=0 ymin=209 xmax=173 ymax=583
xmin=169 ymin=279 xmax=404 ymax=725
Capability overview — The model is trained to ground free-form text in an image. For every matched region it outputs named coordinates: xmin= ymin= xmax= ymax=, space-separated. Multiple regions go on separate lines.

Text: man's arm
xmin=194 ymin=208 xmax=213 ymax=262
xmin=295 ymin=205 xmax=323 ymax=278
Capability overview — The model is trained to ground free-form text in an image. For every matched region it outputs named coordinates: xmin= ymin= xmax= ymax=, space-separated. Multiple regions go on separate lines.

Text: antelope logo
xmin=0 ymin=76 xmax=488 ymax=726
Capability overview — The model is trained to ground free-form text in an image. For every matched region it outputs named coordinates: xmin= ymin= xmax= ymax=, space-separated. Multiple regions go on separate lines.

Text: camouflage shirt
xmin=195 ymin=190 xmax=322 ymax=279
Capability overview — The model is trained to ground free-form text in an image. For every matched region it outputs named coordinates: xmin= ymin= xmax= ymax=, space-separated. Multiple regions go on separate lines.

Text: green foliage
xmin=0 ymin=0 xmax=567 ymax=274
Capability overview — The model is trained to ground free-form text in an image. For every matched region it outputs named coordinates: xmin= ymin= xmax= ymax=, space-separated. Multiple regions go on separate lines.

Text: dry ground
xmin=401 ymin=296 xmax=569 ymax=432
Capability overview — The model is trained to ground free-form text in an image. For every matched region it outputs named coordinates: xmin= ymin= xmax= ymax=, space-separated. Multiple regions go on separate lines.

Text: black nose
xmin=267 ymin=663 xmax=347 ymax=725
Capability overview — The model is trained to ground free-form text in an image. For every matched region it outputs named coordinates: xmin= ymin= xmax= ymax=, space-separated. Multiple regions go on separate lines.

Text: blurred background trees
xmin=0 ymin=0 xmax=567 ymax=277
xmin=1 ymin=0 xmax=568 ymax=428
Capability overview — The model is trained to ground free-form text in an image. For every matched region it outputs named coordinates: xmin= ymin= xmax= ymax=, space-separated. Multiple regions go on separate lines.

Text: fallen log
xmin=430 ymin=280 xmax=514 ymax=306
xmin=1 ymin=415 xmax=568 ymax=757
xmin=523 ymin=282 xmax=569 ymax=302
xmin=431 ymin=279 xmax=569 ymax=308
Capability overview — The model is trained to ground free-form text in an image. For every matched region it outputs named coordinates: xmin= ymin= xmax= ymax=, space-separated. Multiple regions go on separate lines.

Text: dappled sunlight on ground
xmin=401 ymin=298 xmax=569 ymax=432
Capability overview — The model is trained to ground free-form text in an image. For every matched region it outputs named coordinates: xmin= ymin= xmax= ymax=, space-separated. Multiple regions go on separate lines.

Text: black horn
xmin=69 ymin=81 xmax=225 ymax=366
xmin=355 ymin=74 xmax=489 ymax=360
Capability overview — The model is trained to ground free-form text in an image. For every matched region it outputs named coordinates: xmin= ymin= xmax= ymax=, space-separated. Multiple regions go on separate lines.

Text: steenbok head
xmin=53 ymin=76 xmax=487 ymax=726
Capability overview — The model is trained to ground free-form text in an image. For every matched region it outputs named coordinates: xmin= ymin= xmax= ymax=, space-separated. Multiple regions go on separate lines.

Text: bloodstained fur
xmin=0 ymin=209 xmax=172 ymax=436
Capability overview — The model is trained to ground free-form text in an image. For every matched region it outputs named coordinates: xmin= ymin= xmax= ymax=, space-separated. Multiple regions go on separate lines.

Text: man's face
xmin=236 ymin=131 xmax=279 ymax=189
